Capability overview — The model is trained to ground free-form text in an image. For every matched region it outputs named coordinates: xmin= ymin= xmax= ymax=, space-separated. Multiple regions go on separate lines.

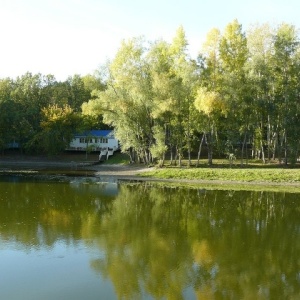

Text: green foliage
xmin=150 ymin=125 xmax=168 ymax=166
xmin=2 ymin=21 xmax=300 ymax=165
xmin=0 ymin=72 xmax=101 ymax=154
xmin=38 ymin=104 xmax=81 ymax=155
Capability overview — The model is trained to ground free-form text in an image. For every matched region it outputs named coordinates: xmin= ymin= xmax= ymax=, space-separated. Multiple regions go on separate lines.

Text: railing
xmin=99 ymin=147 xmax=116 ymax=161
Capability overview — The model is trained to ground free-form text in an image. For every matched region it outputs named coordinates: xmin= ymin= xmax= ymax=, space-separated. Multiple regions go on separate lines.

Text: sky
xmin=0 ymin=0 xmax=299 ymax=81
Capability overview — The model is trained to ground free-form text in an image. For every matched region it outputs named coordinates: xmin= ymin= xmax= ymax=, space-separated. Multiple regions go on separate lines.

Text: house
xmin=7 ymin=140 xmax=19 ymax=149
xmin=68 ymin=130 xmax=119 ymax=159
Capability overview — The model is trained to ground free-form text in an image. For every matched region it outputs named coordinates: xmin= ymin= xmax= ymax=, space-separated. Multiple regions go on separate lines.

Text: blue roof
xmin=75 ymin=130 xmax=113 ymax=137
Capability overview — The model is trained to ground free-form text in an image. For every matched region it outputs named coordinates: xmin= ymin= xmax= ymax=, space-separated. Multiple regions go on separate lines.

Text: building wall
xmin=68 ymin=137 xmax=118 ymax=151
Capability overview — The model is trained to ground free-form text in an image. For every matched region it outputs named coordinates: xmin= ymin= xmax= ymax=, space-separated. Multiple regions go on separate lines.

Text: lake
xmin=0 ymin=173 xmax=300 ymax=299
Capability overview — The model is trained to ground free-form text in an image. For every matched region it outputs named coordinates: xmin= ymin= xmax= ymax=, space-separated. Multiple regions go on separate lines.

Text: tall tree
xmin=271 ymin=23 xmax=300 ymax=164
xmin=247 ymin=23 xmax=274 ymax=162
xmin=196 ymin=27 xmax=223 ymax=165
xmin=219 ymin=19 xmax=251 ymax=164
xmin=83 ymin=38 xmax=155 ymax=164
xmin=149 ymin=27 xmax=196 ymax=167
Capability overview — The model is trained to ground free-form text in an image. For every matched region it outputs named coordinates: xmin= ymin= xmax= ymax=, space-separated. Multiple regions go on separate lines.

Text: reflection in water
xmin=0 ymin=174 xmax=300 ymax=299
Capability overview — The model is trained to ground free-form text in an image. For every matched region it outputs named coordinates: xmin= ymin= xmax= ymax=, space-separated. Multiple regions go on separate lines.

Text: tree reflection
xmin=0 ymin=176 xmax=300 ymax=299
xmin=88 ymin=185 xmax=300 ymax=299
xmin=0 ymin=177 xmax=113 ymax=248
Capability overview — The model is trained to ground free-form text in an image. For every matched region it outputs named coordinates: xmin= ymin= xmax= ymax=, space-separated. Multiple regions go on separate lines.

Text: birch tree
xmin=247 ymin=24 xmax=274 ymax=162
xmin=196 ymin=28 xmax=223 ymax=165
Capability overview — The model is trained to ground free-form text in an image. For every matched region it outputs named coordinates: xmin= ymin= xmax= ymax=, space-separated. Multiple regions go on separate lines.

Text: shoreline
xmin=1 ymin=158 xmax=300 ymax=191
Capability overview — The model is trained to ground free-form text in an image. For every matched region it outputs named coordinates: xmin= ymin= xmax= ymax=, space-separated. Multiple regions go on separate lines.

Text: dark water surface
xmin=0 ymin=174 xmax=300 ymax=299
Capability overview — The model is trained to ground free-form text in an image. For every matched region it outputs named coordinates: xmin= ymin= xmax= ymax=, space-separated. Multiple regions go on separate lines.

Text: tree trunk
xmin=245 ymin=136 xmax=248 ymax=165
xmin=174 ymin=147 xmax=178 ymax=166
xmin=177 ymin=146 xmax=182 ymax=167
xmin=261 ymin=141 xmax=265 ymax=164
xmin=278 ymin=130 xmax=284 ymax=164
xmin=159 ymin=152 xmax=165 ymax=167
xmin=187 ymin=140 xmax=191 ymax=167
xmin=267 ymin=114 xmax=271 ymax=162
xmin=284 ymin=130 xmax=288 ymax=166
xmin=196 ymin=134 xmax=205 ymax=167
xmin=170 ymin=145 xmax=174 ymax=165
xmin=128 ymin=148 xmax=134 ymax=163
xmin=206 ymin=133 xmax=213 ymax=166
xmin=241 ymin=130 xmax=247 ymax=166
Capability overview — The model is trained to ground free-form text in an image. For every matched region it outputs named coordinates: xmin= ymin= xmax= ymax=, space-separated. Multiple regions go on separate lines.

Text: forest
xmin=1 ymin=19 xmax=300 ymax=166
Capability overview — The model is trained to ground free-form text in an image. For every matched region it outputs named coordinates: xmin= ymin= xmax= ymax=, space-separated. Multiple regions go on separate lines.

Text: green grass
xmin=139 ymin=166 xmax=300 ymax=183
xmin=136 ymin=164 xmax=300 ymax=193
xmin=125 ymin=180 xmax=300 ymax=193
xmin=102 ymin=152 xmax=130 ymax=165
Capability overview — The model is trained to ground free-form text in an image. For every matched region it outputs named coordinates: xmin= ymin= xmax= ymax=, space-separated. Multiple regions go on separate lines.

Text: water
xmin=0 ymin=174 xmax=300 ymax=299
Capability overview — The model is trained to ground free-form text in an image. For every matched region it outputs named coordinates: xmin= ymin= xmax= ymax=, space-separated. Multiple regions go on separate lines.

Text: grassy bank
xmin=135 ymin=165 xmax=300 ymax=193
xmin=127 ymin=179 xmax=300 ymax=193
xmin=106 ymin=155 xmax=300 ymax=185
xmin=140 ymin=167 xmax=300 ymax=183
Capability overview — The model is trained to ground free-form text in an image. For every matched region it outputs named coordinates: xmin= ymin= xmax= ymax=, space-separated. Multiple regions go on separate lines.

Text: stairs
xmin=99 ymin=147 xmax=115 ymax=161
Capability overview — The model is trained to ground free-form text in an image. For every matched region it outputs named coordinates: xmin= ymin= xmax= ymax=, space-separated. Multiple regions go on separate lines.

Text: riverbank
xmin=0 ymin=154 xmax=152 ymax=176
xmin=1 ymin=154 xmax=300 ymax=192
xmin=136 ymin=167 xmax=300 ymax=192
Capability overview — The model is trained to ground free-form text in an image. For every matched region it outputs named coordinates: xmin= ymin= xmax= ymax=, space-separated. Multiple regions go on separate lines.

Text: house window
xmin=85 ymin=138 xmax=93 ymax=143
xmin=99 ymin=138 xmax=108 ymax=143
xmin=79 ymin=138 xmax=85 ymax=143
xmin=95 ymin=138 xmax=98 ymax=143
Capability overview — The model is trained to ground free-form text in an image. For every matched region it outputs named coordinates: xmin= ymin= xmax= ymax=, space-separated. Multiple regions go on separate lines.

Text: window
xmin=98 ymin=137 xmax=108 ymax=143
xmin=79 ymin=138 xmax=85 ymax=143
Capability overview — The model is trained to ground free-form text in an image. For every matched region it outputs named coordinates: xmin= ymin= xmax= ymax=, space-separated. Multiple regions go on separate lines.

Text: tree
xmin=219 ymin=19 xmax=251 ymax=164
xmin=196 ymin=27 xmax=224 ymax=165
xmin=37 ymin=104 xmax=81 ymax=155
xmin=149 ymin=27 xmax=197 ymax=167
xmin=247 ymin=23 xmax=274 ymax=162
xmin=271 ymin=23 xmax=300 ymax=164
xmin=194 ymin=87 xmax=227 ymax=165
xmin=168 ymin=26 xmax=197 ymax=167
xmin=83 ymin=28 xmax=197 ymax=166
xmin=66 ymin=74 xmax=92 ymax=111
xmin=0 ymin=78 xmax=15 ymax=151
xmin=82 ymin=73 xmax=106 ymax=95
xmin=82 ymin=37 xmax=155 ymax=164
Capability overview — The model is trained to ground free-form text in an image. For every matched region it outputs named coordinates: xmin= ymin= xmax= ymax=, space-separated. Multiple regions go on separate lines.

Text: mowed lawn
xmin=139 ymin=159 xmax=300 ymax=183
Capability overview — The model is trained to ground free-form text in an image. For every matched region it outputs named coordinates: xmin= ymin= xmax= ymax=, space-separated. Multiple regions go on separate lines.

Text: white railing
xmin=99 ymin=147 xmax=117 ymax=161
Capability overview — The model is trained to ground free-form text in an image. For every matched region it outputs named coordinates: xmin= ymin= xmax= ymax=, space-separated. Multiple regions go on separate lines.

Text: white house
xmin=68 ymin=130 xmax=119 ymax=160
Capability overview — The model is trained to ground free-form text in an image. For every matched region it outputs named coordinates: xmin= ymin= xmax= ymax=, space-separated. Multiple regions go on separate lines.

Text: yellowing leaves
xmin=194 ymin=87 xmax=227 ymax=116
xmin=41 ymin=104 xmax=73 ymax=122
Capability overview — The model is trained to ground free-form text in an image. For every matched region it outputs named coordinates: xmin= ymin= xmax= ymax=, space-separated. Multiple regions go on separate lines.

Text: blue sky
xmin=0 ymin=0 xmax=299 ymax=80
